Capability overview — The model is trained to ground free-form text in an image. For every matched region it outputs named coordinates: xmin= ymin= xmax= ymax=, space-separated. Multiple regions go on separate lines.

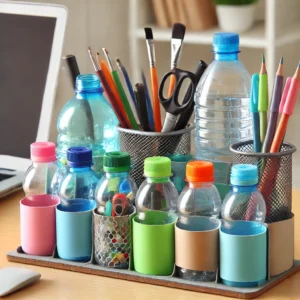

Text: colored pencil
xmin=116 ymin=58 xmax=137 ymax=110
xmin=258 ymin=54 xmax=268 ymax=145
xmin=270 ymin=62 xmax=300 ymax=152
xmin=99 ymin=58 xmax=130 ymax=127
xmin=250 ymin=73 xmax=261 ymax=152
xmin=262 ymin=57 xmax=284 ymax=153
xmin=87 ymin=47 xmax=129 ymax=129
xmin=103 ymin=48 xmax=139 ymax=130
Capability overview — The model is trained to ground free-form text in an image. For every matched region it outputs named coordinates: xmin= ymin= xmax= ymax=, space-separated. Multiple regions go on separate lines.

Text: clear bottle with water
xmin=136 ymin=157 xmax=178 ymax=224
xmin=56 ymin=74 xmax=119 ymax=177
xmin=194 ymin=32 xmax=252 ymax=199
xmin=222 ymin=164 xmax=266 ymax=226
xmin=23 ymin=142 xmax=58 ymax=197
xmin=177 ymin=161 xmax=221 ymax=281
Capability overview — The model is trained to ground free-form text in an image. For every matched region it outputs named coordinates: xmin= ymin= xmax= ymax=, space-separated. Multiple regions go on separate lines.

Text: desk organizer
xmin=7 ymin=212 xmax=300 ymax=299
xmin=6 ymin=248 xmax=300 ymax=299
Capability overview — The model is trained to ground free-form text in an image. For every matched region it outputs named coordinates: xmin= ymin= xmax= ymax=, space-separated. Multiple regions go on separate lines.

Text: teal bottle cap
xmin=230 ymin=164 xmax=258 ymax=186
xmin=103 ymin=151 xmax=131 ymax=172
xmin=144 ymin=156 xmax=171 ymax=178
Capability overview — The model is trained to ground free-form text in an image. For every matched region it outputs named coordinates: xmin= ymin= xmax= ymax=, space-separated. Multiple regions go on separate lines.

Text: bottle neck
xmin=188 ymin=181 xmax=213 ymax=188
xmin=147 ymin=177 xmax=170 ymax=184
xmin=32 ymin=161 xmax=55 ymax=167
xmin=232 ymin=184 xmax=258 ymax=192
xmin=75 ymin=74 xmax=103 ymax=100
xmin=105 ymin=171 xmax=129 ymax=178
xmin=214 ymin=52 xmax=238 ymax=61
xmin=69 ymin=166 xmax=92 ymax=173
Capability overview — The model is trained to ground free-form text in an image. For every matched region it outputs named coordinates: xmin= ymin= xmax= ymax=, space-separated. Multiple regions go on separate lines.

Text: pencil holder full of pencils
xmin=117 ymin=126 xmax=193 ymax=186
xmin=230 ymin=140 xmax=296 ymax=223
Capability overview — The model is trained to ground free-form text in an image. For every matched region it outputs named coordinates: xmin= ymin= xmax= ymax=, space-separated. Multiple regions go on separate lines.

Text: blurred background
xmin=19 ymin=0 xmax=300 ymax=186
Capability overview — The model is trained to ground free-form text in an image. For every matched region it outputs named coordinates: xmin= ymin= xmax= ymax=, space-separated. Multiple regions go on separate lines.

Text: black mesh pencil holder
xmin=230 ymin=140 xmax=296 ymax=223
xmin=117 ymin=126 xmax=193 ymax=186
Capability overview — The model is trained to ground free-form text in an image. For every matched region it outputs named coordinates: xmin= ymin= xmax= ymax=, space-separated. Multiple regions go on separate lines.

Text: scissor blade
xmin=161 ymin=112 xmax=178 ymax=132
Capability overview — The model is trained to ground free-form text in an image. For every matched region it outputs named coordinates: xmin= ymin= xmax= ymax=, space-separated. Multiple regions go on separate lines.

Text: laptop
xmin=0 ymin=1 xmax=67 ymax=198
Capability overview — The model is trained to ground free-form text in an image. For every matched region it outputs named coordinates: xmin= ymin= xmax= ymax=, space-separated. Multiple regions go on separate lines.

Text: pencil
xmin=103 ymin=48 xmax=139 ymax=130
xmin=116 ymin=58 xmax=137 ymax=110
xmin=270 ymin=62 xmax=300 ymax=152
xmin=258 ymin=54 xmax=268 ymax=145
xmin=99 ymin=58 xmax=130 ymax=127
xmin=87 ymin=47 xmax=129 ymax=129
xmin=250 ymin=74 xmax=261 ymax=152
xmin=262 ymin=57 xmax=284 ymax=153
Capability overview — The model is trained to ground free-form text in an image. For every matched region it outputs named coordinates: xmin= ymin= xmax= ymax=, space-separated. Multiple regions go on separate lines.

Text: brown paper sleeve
xmin=175 ymin=225 xmax=219 ymax=271
xmin=268 ymin=214 xmax=294 ymax=276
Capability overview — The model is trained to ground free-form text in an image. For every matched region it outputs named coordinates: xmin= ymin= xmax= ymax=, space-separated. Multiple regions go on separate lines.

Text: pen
xmin=135 ymin=83 xmax=150 ymax=131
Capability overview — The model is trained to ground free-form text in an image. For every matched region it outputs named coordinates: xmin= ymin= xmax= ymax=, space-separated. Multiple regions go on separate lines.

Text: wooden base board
xmin=7 ymin=250 xmax=300 ymax=299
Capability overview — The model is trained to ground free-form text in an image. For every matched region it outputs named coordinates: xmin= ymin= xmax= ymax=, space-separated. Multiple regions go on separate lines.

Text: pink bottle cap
xmin=30 ymin=142 xmax=56 ymax=162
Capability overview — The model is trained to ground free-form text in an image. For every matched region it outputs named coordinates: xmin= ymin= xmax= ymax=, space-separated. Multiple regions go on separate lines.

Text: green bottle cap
xmin=144 ymin=156 xmax=171 ymax=178
xmin=103 ymin=151 xmax=131 ymax=172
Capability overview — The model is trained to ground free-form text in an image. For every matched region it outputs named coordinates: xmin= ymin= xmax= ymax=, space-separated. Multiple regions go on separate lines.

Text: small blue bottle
xmin=58 ymin=147 xmax=99 ymax=209
xmin=221 ymin=164 xmax=267 ymax=287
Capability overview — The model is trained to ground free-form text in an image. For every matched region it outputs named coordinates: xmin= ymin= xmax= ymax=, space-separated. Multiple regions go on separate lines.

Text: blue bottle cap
xmin=67 ymin=147 xmax=92 ymax=168
xmin=213 ymin=32 xmax=240 ymax=54
xmin=230 ymin=164 xmax=258 ymax=186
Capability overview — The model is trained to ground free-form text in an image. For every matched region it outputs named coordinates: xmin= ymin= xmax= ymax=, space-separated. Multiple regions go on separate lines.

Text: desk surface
xmin=1 ymin=191 xmax=300 ymax=299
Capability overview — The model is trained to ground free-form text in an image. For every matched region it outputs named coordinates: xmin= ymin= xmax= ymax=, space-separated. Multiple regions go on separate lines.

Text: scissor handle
xmin=159 ymin=68 xmax=198 ymax=116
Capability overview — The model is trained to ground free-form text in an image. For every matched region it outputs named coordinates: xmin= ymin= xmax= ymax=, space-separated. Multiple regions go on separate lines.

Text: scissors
xmin=159 ymin=68 xmax=197 ymax=132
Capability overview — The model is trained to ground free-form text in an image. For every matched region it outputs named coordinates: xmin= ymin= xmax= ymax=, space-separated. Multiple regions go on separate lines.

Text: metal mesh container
xmin=93 ymin=207 xmax=135 ymax=269
xmin=118 ymin=126 xmax=193 ymax=186
xmin=230 ymin=140 xmax=296 ymax=223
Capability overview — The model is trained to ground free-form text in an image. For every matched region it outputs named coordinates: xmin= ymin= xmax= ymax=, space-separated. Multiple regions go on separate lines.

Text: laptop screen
xmin=0 ymin=13 xmax=56 ymax=158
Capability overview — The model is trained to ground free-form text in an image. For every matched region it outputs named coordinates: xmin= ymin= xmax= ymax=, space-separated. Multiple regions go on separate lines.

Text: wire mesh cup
xmin=117 ymin=126 xmax=193 ymax=186
xmin=230 ymin=140 xmax=296 ymax=223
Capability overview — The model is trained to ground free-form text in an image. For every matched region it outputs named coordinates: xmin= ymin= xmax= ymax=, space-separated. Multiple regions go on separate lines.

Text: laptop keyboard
xmin=0 ymin=173 xmax=14 ymax=182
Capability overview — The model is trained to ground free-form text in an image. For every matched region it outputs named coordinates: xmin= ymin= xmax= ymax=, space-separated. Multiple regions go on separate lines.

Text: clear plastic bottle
xmin=56 ymin=74 xmax=119 ymax=176
xmin=194 ymin=32 xmax=252 ymax=198
xmin=136 ymin=156 xmax=178 ymax=224
xmin=23 ymin=142 xmax=58 ymax=197
xmin=58 ymin=147 xmax=99 ymax=209
xmin=95 ymin=151 xmax=137 ymax=216
xmin=222 ymin=164 xmax=266 ymax=226
xmin=177 ymin=161 xmax=222 ymax=281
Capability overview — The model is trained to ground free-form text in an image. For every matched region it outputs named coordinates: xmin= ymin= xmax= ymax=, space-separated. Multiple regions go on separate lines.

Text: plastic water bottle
xmin=177 ymin=161 xmax=221 ymax=281
xmin=136 ymin=156 xmax=178 ymax=224
xmin=56 ymin=74 xmax=119 ymax=176
xmin=194 ymin=32 xmax=252 ymax=199
xmin=58 ymin=147 xmax=99 ymax=209
xmin=95 ymin=151 xmax=137 ymax=216
xmin=222 ymin=164 xmax=266 ymax=226
xmin=23 ymin=142 xmax=58 ymax=197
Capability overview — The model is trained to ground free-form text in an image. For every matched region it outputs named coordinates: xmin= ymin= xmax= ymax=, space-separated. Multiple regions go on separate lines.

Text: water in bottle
xmin=177 ymin=161 xmax=221 ymax=281
xmin=194 ymin=32 xmax=252 ymax=198
xmin=136 ymin=156 xmax=178 ymax=224
xmin=23 ymin=142 xmax=58 ymax=197
xmin=56 ymin=74 xmax=119 ymax=176
xmin=58 ymin=147 xmax=99 ymax=209
xmin=95 ymin=151 xmax=137 ymax=216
